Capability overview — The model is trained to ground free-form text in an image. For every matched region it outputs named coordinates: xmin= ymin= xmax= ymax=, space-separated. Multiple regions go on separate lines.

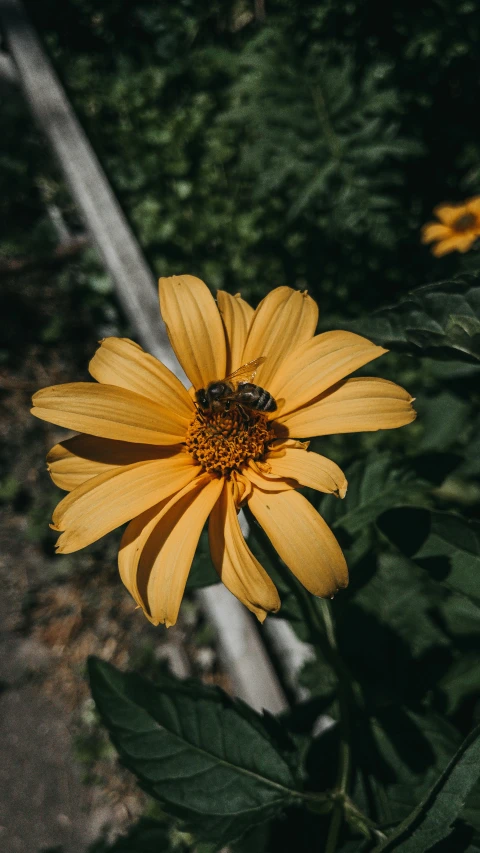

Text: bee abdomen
xmin=257 ymin=388 xmax=277 ymax=412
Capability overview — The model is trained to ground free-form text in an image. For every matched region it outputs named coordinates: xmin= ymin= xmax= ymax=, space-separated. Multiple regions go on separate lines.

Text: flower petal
xmin=47 ymin=435 xmax=179 ymax=491
xmin=244 ymin=464 xmax=295 ymax=492
xmin=89 ymin=337 xmax=193 ymax=417
xmin=265 ymin=448 xmax=347 ymax=497
xmin=47 ymin=441 xmax=114 ymax=491
xmin=52 ymin=452 xmax=200 ymax=553
xmin=248 ymin=488 xmax=348 ymax=597
xmin=217 ymin=291 xmax=254 ymax=374
xmin=277 ymin=377 xmax=416 ymax=438
xmin=209 ymin=480 xmax=280 ymax=621
xmin=466 ymin=196 xmax=480 ymax=216
xmin=121 ymin=475 xmax=223 ymax=627
xmin=118 ymin=476 xmax=210 ymax=616
xmin=432 ymin=233 xmax=477 ymax=257
xmin=159 ymin=275 xmax=227 ymax=389
xmin=269 ymin=330 xmax=387 ymax=416
xmin=242 ymin=287 xmax=318 ymax=388
xmin=32 ymin=383 xmax=187 ymax=444
xmin=421 ymin=223 xmax=452 ymax=244
xmin=433 ymin=203 xmax=464 ymax=226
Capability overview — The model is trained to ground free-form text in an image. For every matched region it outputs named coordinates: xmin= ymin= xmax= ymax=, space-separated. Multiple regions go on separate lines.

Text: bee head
xmin=195 ymin=388 xmax=209 ymax=409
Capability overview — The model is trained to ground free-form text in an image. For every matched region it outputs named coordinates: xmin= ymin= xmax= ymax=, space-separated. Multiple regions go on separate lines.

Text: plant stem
xmin=290 ymin=586 xmax=354 ymax=850
xmin=248 ymin=524 xmax=380 ymax=846
xmin=318 ymin=600 xmax=351 ymax=795
xmin=325 ymin=799 xmax=343 ymax=853
xmin=317 ymin=599 xmax=351 ymax=852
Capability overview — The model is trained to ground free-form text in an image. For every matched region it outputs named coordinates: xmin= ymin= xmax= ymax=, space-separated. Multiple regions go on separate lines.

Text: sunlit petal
xmin=217 ymin=291 xmax=254 ymax=374
xmin=47 ymin=435 xmax=179 ymax=491
xmin=433 ymin=204 xmax=464 ymax=226
xmin=159 ymin=275 xmax=227 ymax=389
xmin=269 ymin=330 xmax=387 ymax=416
xmin=432 ymin=233 xmax=477 ymax=257
xmin=118 ymin=476 xmax=210 ymax=616
xmin=32 ymin=383 xmax=187 ymax=444
xmin=52 ymin=452 xmax=200 ymax=553
xmin=421 ymin=223 xmax=451 ymax=244
xmin=248 ymin=488 xmax=348 ymax=597
xmin=277 ymin=377 xmax=416 ymax=437
xmin=244 ymin=463 xmax=296 ymax=492
xmin=265 ymin=447 xmax=347 ymax=497
xmin=242 ymin=287 xmax=318 ymax=388
xmin=209 ymin=480 xmax=280 ymax=621
xmin=121 ymin=476 xmax=223 ymax=627
xmin=89 ymin=337 xmax=193 ymax=417
xmin=466 ymin=196 xmax=480 ymax=216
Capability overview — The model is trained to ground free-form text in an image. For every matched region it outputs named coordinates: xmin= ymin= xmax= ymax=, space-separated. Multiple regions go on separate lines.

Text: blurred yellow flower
xmin=422 ymin=196 xmax=480 ymax=256
xmin=31 ymin=277 xmax=416 ymax=627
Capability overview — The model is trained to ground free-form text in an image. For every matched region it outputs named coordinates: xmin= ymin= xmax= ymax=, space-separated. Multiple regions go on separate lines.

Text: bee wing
xmin=224 ymin=357 xmax=266 ymax=386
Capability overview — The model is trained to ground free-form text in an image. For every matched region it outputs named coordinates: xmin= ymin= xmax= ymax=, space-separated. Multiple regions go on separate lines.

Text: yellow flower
xmin=31 ymin=277 xmax=415 ymax=627
xmin=421 ymin=196 xmax=480 ymax=256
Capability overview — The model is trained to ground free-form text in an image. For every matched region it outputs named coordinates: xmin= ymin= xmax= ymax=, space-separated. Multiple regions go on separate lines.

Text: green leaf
xmin=462 ymin=777 xmax=480 ymax=842
xmin=373 ymin=722 xmax=480 ymax=852
xmin=427 ymin=821 xmax=478 ymax=853
xmin=437 ymin=591 xmax=480 ymax=639
xmin=378 ymin=507 xmax=480 ymax=605
xmin=88 ymin=658 xmax=302 ymax=846
xmin=318 ymin=451 xmax=419 ymax=569
xmin=333 ymin=552 xmax=449 ymax=713
xmin=351 ymin=552 xmax=447 ymax=651
xmin=410 ymin=451 xmax=462 ymax=486
xmin=350 ymin=277 xmax=480 ymax=363
xmin=361 ymin=709 xmax=460 ymax=824
xmin=415 ymin=391 xmax=471 ymax=452
xmin=459 ymin=427 xmax=480 ymax=477
xmin=320 ymin=452 xmax=417 ymax=537
xmin=437 ymin=656 xmax=480 ymax=716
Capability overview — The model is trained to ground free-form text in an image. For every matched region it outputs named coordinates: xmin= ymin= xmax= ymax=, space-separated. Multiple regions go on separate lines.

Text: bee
xmin=195 ymin=357 xmax=277 ymax=414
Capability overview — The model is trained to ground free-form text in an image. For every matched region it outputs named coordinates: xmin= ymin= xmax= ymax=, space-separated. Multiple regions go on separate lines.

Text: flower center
xmin=185 ymin=407 xmax=276 ymax=475
xmin=453 ymin=212 xmax=476 ymax=232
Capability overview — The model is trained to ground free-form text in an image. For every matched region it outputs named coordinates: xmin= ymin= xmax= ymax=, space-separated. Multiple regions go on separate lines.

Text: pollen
xmin=185 ymin=407 xmax=276 ymax=475
xmin=453 ymin=212 xmax=477 ymax=232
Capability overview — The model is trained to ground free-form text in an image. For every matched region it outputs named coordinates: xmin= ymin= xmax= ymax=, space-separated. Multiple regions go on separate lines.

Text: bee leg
xmin=193 ymin=402 xmax=207 ymax=423
xmin=238 ymin=404 xmax=249 ymax=425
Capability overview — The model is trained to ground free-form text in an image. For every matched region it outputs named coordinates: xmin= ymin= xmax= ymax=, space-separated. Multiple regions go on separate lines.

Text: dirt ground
xmin=0 ymin=268 xmax=228 ymax=852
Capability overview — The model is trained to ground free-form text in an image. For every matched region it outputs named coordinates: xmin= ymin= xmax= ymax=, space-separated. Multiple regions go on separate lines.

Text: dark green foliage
xmin=414 ymin=392 xmax=471 ymax=452
xmin=88 ymin=657 xmax=302 ymax=846
xmin=321 ymin=451 xmax=418 ymax=536
xmin=21 ymin=0 xmax=478 ymax=313
xmin=373 ymin=723 xmax=480 ymax=852
xmin=378 ymin=508 xmax=480 ymax=605
xmin=319 ymin=450 xmax=420 ymax=566
xmin=220 ymin=31 xmax=421 ymax=246
xmin=4 ymin=1 xmax=480 ymax=850
xmin=350 ymin=278 xmax=480 ymax=363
